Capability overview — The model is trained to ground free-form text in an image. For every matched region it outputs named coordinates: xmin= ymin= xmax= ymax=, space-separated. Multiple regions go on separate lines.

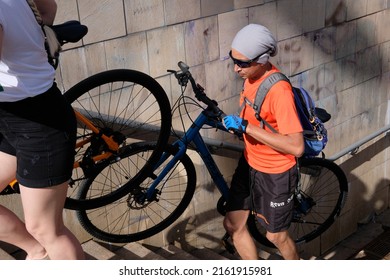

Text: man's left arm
xmin=246 ymin=125 xmax=304 ymax=157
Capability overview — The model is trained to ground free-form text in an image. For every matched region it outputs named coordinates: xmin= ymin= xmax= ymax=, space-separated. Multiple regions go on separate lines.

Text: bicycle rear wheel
xmin=247 ymin=157 xmax=348 ymax=247
xmin=76 ymin=143 xmax=196 ymax=243
xmin=63 ymin=69 xmax=171 ymax=210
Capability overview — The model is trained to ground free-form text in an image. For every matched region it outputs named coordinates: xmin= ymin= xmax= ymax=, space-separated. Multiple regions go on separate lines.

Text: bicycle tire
xmin=76 ymin=142 xmax=197 ymax=243
xmin=62 ymin=69 xmax=172 ymax=210
xmin=247 ymin=157 xmax=348 ymax=248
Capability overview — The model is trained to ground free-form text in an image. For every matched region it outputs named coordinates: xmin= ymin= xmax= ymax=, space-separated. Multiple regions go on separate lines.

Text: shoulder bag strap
xmin=26 ymin=0 xmax=43 ymax=25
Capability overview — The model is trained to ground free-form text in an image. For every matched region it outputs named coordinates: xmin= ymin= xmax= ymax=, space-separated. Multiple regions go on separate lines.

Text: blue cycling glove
xmin=223 ymin=115 xmax=248 ymax=134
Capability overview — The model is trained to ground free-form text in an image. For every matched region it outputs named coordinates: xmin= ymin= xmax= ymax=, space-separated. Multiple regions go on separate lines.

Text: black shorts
xmin=225 ymin=155 xmax=297 ymax=233
xmin=0 ymin=83 xmax=76 ymax=188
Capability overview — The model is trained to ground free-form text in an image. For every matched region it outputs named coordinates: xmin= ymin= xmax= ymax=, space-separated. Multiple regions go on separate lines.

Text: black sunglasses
xmin=229 ymin=49 xmax=270 ymax=68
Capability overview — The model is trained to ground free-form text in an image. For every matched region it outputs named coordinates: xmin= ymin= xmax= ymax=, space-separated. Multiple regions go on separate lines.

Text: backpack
xmin=242 ymin=72 xmax=330 ymax=158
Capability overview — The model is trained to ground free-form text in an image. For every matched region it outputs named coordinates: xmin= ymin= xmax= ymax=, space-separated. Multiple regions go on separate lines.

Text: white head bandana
xmin=231 ymin=24 xmax=277 ymax=64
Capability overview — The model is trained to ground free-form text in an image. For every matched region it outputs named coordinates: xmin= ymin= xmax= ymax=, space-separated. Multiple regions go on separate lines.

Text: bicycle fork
xmin=132 ymin=142 xmax=188 ymax=205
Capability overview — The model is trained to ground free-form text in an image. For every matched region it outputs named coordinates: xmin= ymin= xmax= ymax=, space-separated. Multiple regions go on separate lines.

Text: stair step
xmin=154 ymin=244 xmax=199 ymax=260
xmin=0 ymin=247 xmax=15 ymax=260
xmin=1 ymin=238 xmax=268 ymax=260
xmin=115 ymin=242 xmax=166 ymax=260
xmin=219 ymin=250 xmax=241 ymax=260
xmin=190 ymin=247 xmax=230 ymax=260
xmin=81 ymin=240 xmax=121 ymax=260
xmin=258 ymin=249 xmax=283 ymax=260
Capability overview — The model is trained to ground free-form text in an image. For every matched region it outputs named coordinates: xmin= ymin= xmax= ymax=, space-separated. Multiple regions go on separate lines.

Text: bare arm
xmin=245 ymin=123 xmax=304 ymax=158
xmin=33 ymin=0 xmax=57 ymax=25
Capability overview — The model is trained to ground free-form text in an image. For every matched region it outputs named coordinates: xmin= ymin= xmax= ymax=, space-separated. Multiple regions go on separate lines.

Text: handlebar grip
xmin=178 ymin=61 xmax=190 ymax=73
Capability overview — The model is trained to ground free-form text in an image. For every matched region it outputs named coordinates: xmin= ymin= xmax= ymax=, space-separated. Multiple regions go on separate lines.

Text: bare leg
xmin=0 ymin=205 xmax=48 ymax=259
xmin=20 ymin=183 xmax=85 ymax=260
xmin=223 ymin=210 xmax=258 ymax=260
xmin=266 ymin=231 xmax=299 ymax=260
xmin=0 ymin=152 xmax=48 ymax=259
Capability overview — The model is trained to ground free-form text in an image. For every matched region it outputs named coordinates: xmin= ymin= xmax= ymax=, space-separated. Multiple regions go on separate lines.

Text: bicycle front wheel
xmin=63 ymin=69 xmax=171 ymax=210
xmin=76 ymin=143 xmax=196 ymax=243
xmin=247 ymin=157 xmax=348 ymax=247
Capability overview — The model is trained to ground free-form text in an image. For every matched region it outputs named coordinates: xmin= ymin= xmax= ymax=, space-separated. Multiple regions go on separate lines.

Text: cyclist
xmin=222 ymin=24 xmax=304 ymax=260
xmin=0 ymin=0 xmax=84 ymax=259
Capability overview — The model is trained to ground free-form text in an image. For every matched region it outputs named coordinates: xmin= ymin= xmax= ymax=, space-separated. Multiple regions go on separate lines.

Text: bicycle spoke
xmin=76 ymin=143 xmax=196 ymax=243
xmin=63 ymin=70 xmax=171 ymax=210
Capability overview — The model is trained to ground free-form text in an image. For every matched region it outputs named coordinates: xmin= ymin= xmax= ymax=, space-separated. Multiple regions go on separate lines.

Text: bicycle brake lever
xmin=167 ymin=69 xmax=189 ymax=86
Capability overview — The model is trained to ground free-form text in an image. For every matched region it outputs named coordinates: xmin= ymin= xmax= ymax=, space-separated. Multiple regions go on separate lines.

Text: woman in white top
xmin=0 ymin=0 xmax=84 ymax=260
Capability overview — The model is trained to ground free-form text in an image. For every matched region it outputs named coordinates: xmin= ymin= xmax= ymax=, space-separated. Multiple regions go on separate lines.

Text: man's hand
xmin=223 ymin=115 xmax=248 ymax=134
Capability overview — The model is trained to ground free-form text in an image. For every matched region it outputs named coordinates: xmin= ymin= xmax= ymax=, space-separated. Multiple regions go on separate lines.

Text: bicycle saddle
xmin=51 ymin=20 xmax=88 ymax=46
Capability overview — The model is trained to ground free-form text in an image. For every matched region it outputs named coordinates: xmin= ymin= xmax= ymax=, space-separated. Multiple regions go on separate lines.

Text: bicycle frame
xmin=73 ymin=109 xmax=119 ymax=168
xmin=146 ymin=106 xmax=231 ymax=202
xmin=142 ymin=62 xmax=238 ymax=204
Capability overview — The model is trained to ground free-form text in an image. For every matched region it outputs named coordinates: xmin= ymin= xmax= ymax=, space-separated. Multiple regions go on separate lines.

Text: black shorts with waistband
xmin=225 ymin=154 xmax=298 ymax=233
xmin=0 ymin=83 xmax=76 ymax=188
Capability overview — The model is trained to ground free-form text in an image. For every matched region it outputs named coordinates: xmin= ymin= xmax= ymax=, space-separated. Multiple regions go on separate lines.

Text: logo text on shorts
xmin=270 ymin=194 xmax=294 ymax=208
xmin=270 ymin=201 xmax=285 ymax=208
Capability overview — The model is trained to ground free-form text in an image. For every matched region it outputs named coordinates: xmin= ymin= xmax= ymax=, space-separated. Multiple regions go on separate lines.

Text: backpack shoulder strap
xmin=253 ymin=72 xmax=290 ymax=112
xmin=252 ymin=72 xmax=290 ymax=133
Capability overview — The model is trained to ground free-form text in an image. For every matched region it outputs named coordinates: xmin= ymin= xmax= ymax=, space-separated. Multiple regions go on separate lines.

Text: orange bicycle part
xmin=72 ymin=110 xmax=120 ymax=168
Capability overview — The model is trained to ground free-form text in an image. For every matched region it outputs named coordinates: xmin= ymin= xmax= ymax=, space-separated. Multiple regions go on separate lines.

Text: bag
xmin=42 ymin=25 xmax=62 ymax=60
xmin=242 ymin=72 xmax=330 ymax=158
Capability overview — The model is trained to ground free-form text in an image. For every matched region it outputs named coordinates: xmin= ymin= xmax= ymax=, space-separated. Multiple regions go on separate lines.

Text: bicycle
xmin=0 ymin=21 xmax=172 ymax=211
xmin=75 ymin=61 xmax=349 ymax=250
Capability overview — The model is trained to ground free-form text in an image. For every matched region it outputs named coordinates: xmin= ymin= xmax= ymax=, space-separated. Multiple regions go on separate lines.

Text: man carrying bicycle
xmin=222 ymin=24 xmax=304 ymax=260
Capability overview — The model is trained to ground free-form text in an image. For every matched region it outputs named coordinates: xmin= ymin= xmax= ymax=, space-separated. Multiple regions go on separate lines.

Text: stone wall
xmin=2 ymin=0 xmax=389 ymax=258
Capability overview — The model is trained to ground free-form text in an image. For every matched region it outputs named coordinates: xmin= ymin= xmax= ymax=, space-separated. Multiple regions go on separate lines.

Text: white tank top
xmin=0 ymin=0 xmax=55 ymax=102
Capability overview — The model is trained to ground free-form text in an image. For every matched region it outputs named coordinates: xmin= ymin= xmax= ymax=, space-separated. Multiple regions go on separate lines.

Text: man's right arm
xmin=33 ymin=0 xmax=57 ymax=25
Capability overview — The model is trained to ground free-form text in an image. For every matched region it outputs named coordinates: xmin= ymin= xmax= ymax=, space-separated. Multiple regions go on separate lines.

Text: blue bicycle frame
xmin=146 ymin=107 xmax=232 ymax=202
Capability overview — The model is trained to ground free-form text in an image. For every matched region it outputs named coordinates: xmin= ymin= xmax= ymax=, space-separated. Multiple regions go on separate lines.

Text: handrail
xmin=168 ymin=132 xmax=244 ymax=154
xmin=196 ymin=136 xmax=244 ymax=153
xmin=172 ymin=124 xmax=390 ymax=161
xmin=327 ymin=124 xmax=390 ymax=162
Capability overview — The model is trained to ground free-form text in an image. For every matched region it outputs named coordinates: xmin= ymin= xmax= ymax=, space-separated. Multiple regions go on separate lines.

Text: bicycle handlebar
xmin=168 ymin=61 xmax=226 ymax=118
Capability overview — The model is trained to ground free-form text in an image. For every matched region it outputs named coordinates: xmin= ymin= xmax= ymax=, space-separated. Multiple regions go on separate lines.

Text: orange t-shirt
xmin=240 ymin=66 xmax=303 ymax=174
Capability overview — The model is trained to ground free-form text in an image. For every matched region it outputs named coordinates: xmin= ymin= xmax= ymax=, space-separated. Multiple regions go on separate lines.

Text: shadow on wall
xmin=277 ymin=1 xmax=387 ymax=135
xmin=338 ymin=134 xmax=390 ymax=223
